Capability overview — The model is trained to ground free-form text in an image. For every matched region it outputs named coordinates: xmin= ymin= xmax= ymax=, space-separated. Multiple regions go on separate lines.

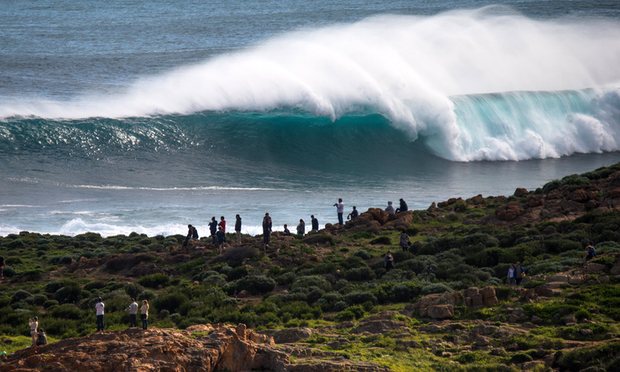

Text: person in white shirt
xmin=127 ymin=298 xmax=139 ymax=328
xmin=334 ymin=198 xmax=344 ymax=225
xmin=140 ymin=300 xmax=149 ymax=330
xmin=95 ymin=297 xmax=105 ymax=332
xmin=29 ymin=316 xmax=38 ymax=347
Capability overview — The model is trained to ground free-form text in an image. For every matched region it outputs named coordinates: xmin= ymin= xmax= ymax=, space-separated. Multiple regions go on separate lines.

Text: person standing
xmin=95 ymin=297 xmax=105 ymax=332
xmin=218 ymin=216 xmax=226 ymax=233
xmin=515 ymin=263 xmax=526 ymax=286
xmin=262 ymin=213 xmax=272 ymax=249
xmin=126 ymin=298 xmax=138 ymax=328
xmin=347 ymin=206 xmax=359 ymax=221
xmin=297 ymin=219 xmax=305 ymax=237
xmin=140 ymin=300 xmax=149 ymax=330
xmin=310 ymin=215 xmax=319 ymax=232
xmin=29 ymin=316 xmax=38 ymax=347
xmin=507 ymin=264 xmax=516 ymax=285
xmin=209 ymin=217 xmax=218 ymax=244
xmin=216 ymin=226 xmax=226 ymax=254
xmin=235 ymin=214 xmax=242 ymax=243
xmin=334 ymin=198 xmax=344 ymax=225
xmin=399 ymin=232 xmax=410 ymax=252
xmin=384 ymin=251 xmax=395 ymax=271
xmin=283 ymin=224 xmax=291 ymax=236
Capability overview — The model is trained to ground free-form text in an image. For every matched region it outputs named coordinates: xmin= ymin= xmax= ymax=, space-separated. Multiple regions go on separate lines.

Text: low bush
xmin=291 ymin=275 xmax=332 ymax=292
xmin=50 ymin=303 xmax=83 ymax=319
xmin=234 ymin=275 xmax=276 ymax=295
xmin=154 ymin=293 xmax=189 ymax=314
xmin=138 ymin=273 xmax=170 ymax=288
xmin=344 ymin=291 xmax=377 ymax=305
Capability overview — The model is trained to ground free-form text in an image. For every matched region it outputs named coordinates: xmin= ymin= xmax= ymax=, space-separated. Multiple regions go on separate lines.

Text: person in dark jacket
xmin=347 ymin=206 xmax=359 ymax=221
xmin=235 ymin=214 xmax=242 ymax=243
xmin=209 ymin=217 xmax=218 ymax=244
xmin=311 ymin=215 xmax=319 ymax=232
xmin=396 ymin=198 xmax=408 ymax=213
xmin=262 ymin=213 xmax=272 ymax=249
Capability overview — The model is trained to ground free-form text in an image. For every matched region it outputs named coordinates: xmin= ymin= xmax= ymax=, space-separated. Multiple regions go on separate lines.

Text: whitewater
xmin=2 ymin=8 xmax=620 ymax=161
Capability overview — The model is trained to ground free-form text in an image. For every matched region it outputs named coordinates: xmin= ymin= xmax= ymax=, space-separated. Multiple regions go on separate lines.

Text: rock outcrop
xmin=0 ymin=324 xmax=286 ymax=372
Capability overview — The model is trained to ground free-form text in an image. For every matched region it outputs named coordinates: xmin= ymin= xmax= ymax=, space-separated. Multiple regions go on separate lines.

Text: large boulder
xmin=268 ymin=327 xmax=313 ymax=344
xmin=427 ymin=304 xmax=454 ymax=319
xmin=411 ymin=291 xmax=463 ymax=317
xmin=495 ymin=203 xmax=523 ymax=221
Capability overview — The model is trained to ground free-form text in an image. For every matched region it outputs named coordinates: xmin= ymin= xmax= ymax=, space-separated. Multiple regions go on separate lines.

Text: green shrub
xmin=234 ymin=275 xmax=276 ymax=295
xmin=344 ymin=291 xmax=377 ymax=305
xmin=369 ymin=236 xmax=391 ymax=245
xmin=83 ymin=281 xmax=106 ymax=290
xmin=543 ymin=239 xmax=582 ymax=254
xmin=55 ymin=284 xmax=82 ymax=304
xmin=555 ymin=340 xmax=620 ymax=371
xmin=11 ymin=290 xmax=32 ymax=303
xmin=51 ymin=303 xmax=83 ymax=319
xmin=316 ymin=292 xmax=345 ymax=312
xmin=275 ymin=272 xmax=296 ymax=285
xmin=388 ymin=281 xmax=423 ymax=302
xmin=421 ymin=283 xmax=452 ymax=295
xmin=154 ymin=293 xmax=189 ymax=314
xmin=227 ymin=266 xmax=249 ymax=281
xmin=335 ymin=305 xmax=364 ymax=321
xmin=138 ymin=273 xmax=170 ymax=288
xmin=354 ymin=250 xmax=372 ymax=260
xmin=124 ymin=283 xmax=144 ymax=298
xmin=509 ymin=353 xmax=533 ymax=364
xmin=32 ymin=294 xmax=48 ymax=306
xmin=291 ymin=275 xmax=332 ymax=292
xmin=344 ymin=266 xmax=376 ymax=281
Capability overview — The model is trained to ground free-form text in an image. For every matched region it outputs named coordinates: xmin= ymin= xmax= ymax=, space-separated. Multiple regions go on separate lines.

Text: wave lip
xmin=69 ymin=184 xmax=289 ymax=192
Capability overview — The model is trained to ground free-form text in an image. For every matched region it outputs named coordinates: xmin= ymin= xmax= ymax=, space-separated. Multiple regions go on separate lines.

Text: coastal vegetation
xmin=1 ymin=163 xmax=620 ymax=370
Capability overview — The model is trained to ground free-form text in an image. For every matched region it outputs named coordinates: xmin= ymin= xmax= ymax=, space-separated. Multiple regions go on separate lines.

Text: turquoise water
xmin=1 ymin=1 xmax=620 ymax=236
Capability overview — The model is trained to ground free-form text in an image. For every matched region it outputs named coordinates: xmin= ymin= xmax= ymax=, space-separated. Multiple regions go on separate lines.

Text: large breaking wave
xmin=1 ymin=7 xmax=620 ymax=161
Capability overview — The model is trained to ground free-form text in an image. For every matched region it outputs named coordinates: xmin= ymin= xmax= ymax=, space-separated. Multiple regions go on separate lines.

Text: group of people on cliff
xmin=182 ymin=198 xmax=409 ymax=253
xmin=183 ymin=198 xmax=409 ymax=250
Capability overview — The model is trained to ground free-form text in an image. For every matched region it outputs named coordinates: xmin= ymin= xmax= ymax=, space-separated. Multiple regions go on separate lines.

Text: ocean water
xmin=1 ymin=0 xmax=620 ymax=236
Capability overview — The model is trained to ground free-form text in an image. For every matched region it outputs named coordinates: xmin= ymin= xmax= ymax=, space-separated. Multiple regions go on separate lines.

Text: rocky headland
xmin=1 ymin=163 xmax=620 ymax=370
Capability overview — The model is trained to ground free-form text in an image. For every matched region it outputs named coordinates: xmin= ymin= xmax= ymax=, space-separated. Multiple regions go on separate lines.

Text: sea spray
xmin=1 ymin=8 xmax=620 ymax=161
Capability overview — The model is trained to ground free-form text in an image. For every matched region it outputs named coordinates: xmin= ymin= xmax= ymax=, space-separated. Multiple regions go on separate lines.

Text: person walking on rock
xmin=311 ymin=215 xmax=319 ymax=232
xmin=297 ymin=219 xmax=305 ymax=237
xmin=95 ymin=297 xmax=105 ymax=332
xmin=334 ymin=198 xmax=344 ymax=225
xmin=140 ymin=300 xmax=149 ymax=330
xmin=235 ymin=214 xmax=242 ymax=243
xmin=127 ymin=298 xmax=138 ymax=328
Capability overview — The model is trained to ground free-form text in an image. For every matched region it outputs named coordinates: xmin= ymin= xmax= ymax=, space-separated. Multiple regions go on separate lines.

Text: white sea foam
xmin=1 ymin=7 xmax=620 ymax=161
xmin=69 ymin=184 xmax=287 ymax=191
